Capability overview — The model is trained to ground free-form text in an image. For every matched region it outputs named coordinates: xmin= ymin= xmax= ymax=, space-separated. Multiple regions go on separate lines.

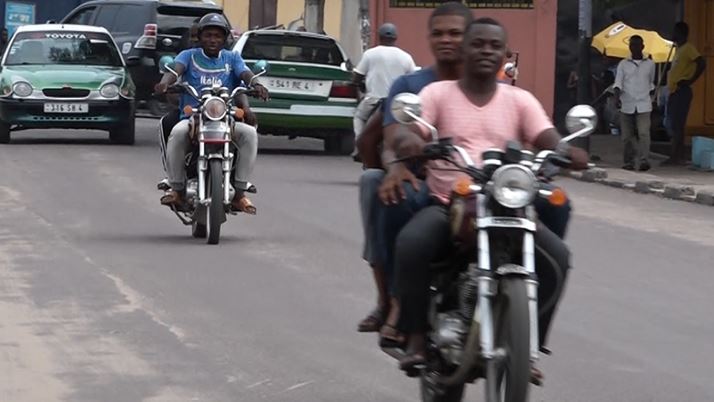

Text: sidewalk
xmin=567 ymin=134 xmax=714 ymax=206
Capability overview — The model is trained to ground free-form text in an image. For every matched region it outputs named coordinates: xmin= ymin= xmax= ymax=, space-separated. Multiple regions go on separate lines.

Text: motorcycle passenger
xmin=355 ymin=1 xmax=473 ymax=341
xmin=392 ymin=18 xmax=589 ymax=379
xmin=154 ymin=13 xmax=268 ymax=214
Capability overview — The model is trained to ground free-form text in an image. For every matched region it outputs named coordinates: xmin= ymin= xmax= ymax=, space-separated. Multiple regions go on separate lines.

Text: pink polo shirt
xmin=417 ymin=81 xmax=554 ymax=204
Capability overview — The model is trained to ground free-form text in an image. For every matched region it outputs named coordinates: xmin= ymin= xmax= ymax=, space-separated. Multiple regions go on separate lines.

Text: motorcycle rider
xmin=355 ymin=1 xmax=473 ymax=340
xmin=392 ymin=18 xmax=588 ymax=380
xmin=154 ymin=13 xmax=268 ymax=213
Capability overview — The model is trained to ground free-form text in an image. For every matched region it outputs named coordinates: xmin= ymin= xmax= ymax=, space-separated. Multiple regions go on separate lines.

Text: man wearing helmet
xmin=155 ymin=13 xmax=269 ymax=214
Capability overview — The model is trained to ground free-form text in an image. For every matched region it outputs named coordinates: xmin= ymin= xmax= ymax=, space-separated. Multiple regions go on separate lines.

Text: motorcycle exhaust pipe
xmin=435 ymin=321 xmax=481 ymax=386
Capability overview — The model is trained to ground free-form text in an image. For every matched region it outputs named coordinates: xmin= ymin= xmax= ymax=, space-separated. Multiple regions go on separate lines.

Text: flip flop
xmin=379 ymin=324 xmax=406 ymax=349
xmin=232 ymin=196 xmax=257 ymax=215
xmin=357 ymin=307 xmax=387 ymax=333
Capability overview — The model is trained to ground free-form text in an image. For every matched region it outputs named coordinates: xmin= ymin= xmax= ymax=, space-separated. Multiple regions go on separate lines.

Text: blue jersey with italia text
xmin=174 ymin=48 xmax=249 ymax=119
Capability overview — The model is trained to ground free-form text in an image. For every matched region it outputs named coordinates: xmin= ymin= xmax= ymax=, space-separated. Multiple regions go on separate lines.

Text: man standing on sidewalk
xmin=614 ymin=35 xmax=655 ymax=171
xmin=351 ymin=23 xmax=416 ymax=158
xmin=665 ymin=22 xmax=706 ymax=165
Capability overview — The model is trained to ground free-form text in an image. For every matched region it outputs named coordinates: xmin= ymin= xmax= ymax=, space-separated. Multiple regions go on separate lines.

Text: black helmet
xmin=198 ymin=13 xmax=230 ymax=37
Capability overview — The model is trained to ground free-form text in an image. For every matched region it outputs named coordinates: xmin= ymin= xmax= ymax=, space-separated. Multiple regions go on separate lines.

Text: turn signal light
xmin=234 ymin=107 xmax=245 ymax=119
xmin=548 ymin=187 xmax=568 ymax=206
xmin=454 ymin=178 xmax=473 ymax=196
xmin=183 ymin=105 xmax=194 ymax=117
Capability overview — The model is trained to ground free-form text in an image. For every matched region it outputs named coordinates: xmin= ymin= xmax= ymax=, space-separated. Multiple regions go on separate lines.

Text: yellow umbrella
xmin=592 ymin=22 xmax=675 ymax=63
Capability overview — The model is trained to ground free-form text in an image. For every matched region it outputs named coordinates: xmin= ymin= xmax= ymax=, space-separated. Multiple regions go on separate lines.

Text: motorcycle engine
xmin=434 ymin=311 xmax=468 ymax=365
xmin=186 ymin=179 xmax=198 ymax=206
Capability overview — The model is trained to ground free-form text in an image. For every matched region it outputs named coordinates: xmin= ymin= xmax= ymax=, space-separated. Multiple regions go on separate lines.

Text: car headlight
xmin=100 ymin=84 xmax=120 ymax=98
xmin=491 ymin=165 xmax=537 ymax=209
xmin=203 ymin=97 xmax=227 ymax=120
xmin=13 ymin=82 xmax=33 ymax=97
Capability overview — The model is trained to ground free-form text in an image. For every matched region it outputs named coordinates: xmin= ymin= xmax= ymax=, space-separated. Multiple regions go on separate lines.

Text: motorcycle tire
xmin=485 ymin=278 xmax=530 ymax=402
xmin=192 ymin=221 xmax=207 ymax=238
xmin=0 ymin=121 xmax=10 ymax=144
xmin=207 ymin=159 xmax=224 ymax=245
xmin=109 ymin=118 xmax=136 ymax=145
xmin=420 ymin=377 xmax=465 ymax=402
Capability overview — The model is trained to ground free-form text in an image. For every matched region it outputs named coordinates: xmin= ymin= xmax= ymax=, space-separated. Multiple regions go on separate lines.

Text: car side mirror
xmin=340 ymin=60 xmax=353 ymax=71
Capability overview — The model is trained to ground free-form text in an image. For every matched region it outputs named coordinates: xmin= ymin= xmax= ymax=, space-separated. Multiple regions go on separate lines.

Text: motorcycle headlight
xmin=203 ymin=97 xmax=227 ymax=121
xmin=13 ymin=82 xmax=33 ymax=97
xmin=491 ymin=165 xmax=537 ymax=209
xmin=100 ymin=84 xmax=120 ymax=98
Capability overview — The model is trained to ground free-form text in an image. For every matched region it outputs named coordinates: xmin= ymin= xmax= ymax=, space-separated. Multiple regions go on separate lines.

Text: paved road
xmin=0 ymin=119 xmax=712 ymax=401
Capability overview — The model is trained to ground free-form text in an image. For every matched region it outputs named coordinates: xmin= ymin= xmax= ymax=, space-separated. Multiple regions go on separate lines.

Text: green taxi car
xmin=0 ymin=24 xmax=137 ymax=144
xmin=234 ymin=30 xmax=358 ymax=154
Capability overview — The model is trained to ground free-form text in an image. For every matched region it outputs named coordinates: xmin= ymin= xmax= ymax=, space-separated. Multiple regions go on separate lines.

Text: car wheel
xmin=110 ymin=118 xmax=136 ymax=145
xmin=324 ymin=132 xmax=354 ymax=155
xmin=0 ymin=122 xmax=10 ymax=144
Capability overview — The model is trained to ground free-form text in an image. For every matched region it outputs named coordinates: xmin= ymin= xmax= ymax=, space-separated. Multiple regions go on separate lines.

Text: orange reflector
xmin=454 ymin=178 xmax=473 ymax=196
xmin=234 ymin=107 xmax=245 ymax=119
xmin=183 ymin=105 xmax=193 ymax=117
xmin=548 ymin=188 xmax=568 ymax=206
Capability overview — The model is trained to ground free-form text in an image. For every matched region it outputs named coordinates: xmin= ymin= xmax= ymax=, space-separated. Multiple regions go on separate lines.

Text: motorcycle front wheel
xmin=207 ymin=159 xmax=225 ymax=244
xmin=486 ymin=277 xmax=530 ymax=402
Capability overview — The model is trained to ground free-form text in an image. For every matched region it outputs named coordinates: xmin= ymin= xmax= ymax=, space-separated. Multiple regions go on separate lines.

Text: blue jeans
xmin=377 ymin=180 xmax=431 ymax=294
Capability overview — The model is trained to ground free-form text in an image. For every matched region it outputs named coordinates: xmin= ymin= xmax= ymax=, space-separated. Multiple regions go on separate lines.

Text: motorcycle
xmin=158 ymin=58 xmax=269 ymax=245
xmin=386 ymin=93 xmax=597 ymax=402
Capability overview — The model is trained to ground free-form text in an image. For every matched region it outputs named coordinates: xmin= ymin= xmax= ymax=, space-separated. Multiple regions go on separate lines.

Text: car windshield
xmin=241 ymin=34 xmax=344 ymax=66
xmin=4 ymin=31 xmax=123 ymax=67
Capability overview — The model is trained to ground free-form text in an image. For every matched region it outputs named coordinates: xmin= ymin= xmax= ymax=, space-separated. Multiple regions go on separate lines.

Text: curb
xmin=566 ymin=169 xmax=714 ymax=207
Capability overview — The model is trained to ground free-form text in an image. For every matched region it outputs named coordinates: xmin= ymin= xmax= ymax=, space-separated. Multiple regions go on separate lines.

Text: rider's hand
xmin=243 ymin=107 xmax=258 ymax=127
xmin=154 ymin=82 xmax=169 ymax=95
xmin=379 ymin=163 xmax=420 ymax=205
xmin=568 ymin=146 xmax=590 ymax=170
xmin=253 ymin=83 xmax=270 ymax=101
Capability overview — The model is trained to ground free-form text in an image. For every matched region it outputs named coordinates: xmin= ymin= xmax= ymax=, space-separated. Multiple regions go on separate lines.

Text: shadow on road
xmin=87 ymin=232 xmax=256 ymax=246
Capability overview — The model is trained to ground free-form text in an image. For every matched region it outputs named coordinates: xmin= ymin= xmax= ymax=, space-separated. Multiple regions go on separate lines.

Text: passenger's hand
xmin=568 ymin=146 xmax=590 ymax=170
xmin=244 ymin=107 xmax=258 ymax=126
xmin=378 ymin=163 xmax=420 ymax=205
xmin=154 ymin=82 xmax=169 ymax=95
xmin=252 ymin=83 xmax=270 ymax=101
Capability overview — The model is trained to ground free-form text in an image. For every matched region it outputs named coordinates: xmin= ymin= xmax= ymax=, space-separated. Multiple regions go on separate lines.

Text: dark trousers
xmin=667 ymin=86 xmax=693 ymax=161
xmin=394 ymin=204 xmax=571 ymax=347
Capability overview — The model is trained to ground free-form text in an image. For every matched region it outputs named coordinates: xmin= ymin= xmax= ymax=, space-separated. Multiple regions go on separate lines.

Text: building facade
xmin=369 ymin=0 xmax=558 ymax=116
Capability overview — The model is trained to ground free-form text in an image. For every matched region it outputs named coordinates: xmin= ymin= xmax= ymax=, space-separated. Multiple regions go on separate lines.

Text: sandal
xmin=160 ymin=190 xmax=183 ymax=206
xmin=399 ymin=352 xmax=426 ymax=377
xmin=232 ymin=196 xmax=257 ymax=215
xmin=379 ymin=324 xmax=406 ymax=349
xmin=530 ymin=366 xmax=544 ymax=386
xmin=357 ymin=306 xmax=387 ymax=333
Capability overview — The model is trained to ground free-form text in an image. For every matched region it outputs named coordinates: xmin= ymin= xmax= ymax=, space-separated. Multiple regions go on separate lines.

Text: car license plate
xmin=259 ymin=78 xmax=330 ymax=97
xmin=43 ymin=103 xmax=89 ymax=114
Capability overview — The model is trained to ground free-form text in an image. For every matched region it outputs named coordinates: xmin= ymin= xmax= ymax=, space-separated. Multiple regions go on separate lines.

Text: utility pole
xmin=304 ymin=0 xmax=325 ymax=33
xmin=340 ymin=0 xmax=368 ymax=64
xmin=577 ymin=0 xmax=592 ymax=152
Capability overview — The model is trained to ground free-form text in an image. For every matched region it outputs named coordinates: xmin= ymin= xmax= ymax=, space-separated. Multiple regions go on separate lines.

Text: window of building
xmin=389 ymin=0 xmax=534 ymax=8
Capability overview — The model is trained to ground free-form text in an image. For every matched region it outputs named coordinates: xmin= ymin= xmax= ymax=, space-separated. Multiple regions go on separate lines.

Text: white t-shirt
xmin=614 ymin=57 xmax=655 ymax=114
xmin=354 ymin=45 xmax=417 ymax=99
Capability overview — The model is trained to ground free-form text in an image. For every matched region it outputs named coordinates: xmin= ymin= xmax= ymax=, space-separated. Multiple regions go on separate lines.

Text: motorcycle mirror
xmin=390 ymin=92 xmax=439 ymax=142
xmin=562 ymin=104 xmax=598 ymax=143
xmin=159 ymin=55 xmax=177 ymax=75
xmin=251 ymin=59 xmax=269 ymax=74
xmin=390 ymin=92 xmax=422 ymax=124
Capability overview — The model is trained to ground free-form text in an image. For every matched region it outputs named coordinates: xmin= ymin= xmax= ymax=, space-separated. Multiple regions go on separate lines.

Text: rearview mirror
xmin=252 ymin=59 xmax=269 ymax=74
xmin=390 ymin=92 xmax=422 ymax=124
xmin=562 ymin=104 xmax=598 ymax=143
xmin=390 ymin=92 xmax=439 ymax=142
xmin=158 ymin=55 xmax=176 ymax=74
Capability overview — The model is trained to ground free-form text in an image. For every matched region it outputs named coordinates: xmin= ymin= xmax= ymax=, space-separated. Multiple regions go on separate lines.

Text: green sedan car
xmin=234 ymin=30 xmax=358 ymax=154
xmin=0 ymin=24 xmax=137 ymax=144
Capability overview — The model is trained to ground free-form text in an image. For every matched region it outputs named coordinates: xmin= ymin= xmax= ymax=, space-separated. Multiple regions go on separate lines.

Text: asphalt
xmin=0 ymin=119 xmax=712 ymax=402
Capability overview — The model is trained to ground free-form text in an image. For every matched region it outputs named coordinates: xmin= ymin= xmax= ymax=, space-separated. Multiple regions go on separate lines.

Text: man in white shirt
xmin=614 ymin=35 xmax=656 ymax=171
xmin=351 ymin=23 xmax=417 ymax=157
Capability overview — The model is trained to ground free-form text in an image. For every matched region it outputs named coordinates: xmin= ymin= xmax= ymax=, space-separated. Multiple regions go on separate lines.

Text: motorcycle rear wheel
xmin=207 ymin=159 xmax=224 ymax=245
xmin=486 ymin=278 xmax=530 ymax=402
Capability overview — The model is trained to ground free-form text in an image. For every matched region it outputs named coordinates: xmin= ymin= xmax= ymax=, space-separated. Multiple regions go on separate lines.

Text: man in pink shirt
xmin=393 ymin=18 xmax=588 ymax=379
